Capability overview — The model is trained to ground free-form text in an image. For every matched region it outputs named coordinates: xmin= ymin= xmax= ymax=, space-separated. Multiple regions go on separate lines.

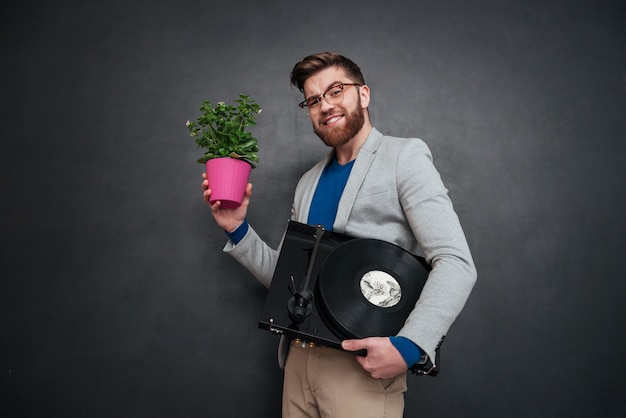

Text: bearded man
xmin=201 ymin=52 xmax=477 ymax=418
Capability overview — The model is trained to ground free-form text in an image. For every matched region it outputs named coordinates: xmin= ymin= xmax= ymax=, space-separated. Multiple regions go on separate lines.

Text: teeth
xmin=325 ymin=115 xmax=342 ymax=125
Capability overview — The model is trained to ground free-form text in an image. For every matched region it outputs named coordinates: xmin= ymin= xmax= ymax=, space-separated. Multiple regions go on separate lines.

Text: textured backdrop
xmin=2 ymin=0 xmax=625 ymax=416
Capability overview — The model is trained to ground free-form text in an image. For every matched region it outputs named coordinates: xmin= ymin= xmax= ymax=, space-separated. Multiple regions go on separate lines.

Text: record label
xmin=359 ymin=270 xmax=401 ymax=308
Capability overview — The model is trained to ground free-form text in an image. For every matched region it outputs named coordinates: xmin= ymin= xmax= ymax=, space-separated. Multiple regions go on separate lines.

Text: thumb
xmin=341 ymin=339 xmax=368 ymax=352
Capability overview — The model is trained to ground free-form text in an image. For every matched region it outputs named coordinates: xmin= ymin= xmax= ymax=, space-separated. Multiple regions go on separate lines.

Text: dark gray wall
xmin=2 ymin=0 xmax=625 ymax=416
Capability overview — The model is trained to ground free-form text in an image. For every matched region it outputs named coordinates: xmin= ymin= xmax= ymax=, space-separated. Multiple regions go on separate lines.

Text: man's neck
xmin=334 ymin=122 xmax=373 ymax=165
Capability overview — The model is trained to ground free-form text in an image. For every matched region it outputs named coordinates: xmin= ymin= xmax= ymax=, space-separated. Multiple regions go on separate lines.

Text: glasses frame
xmin=298 ymin=83 xmax=362 ymax=110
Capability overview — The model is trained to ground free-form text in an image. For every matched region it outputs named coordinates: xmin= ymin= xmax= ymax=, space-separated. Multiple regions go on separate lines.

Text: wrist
xmin=389 ymin=336 xmax=423 ymax=368
xmin=225 ymin=220 xmax=244 ymax=233
xmin=225 ymin=219 xmax=249 ymax=244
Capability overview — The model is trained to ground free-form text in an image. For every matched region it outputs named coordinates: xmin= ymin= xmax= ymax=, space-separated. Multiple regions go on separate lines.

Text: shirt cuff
xmin=389 ymin=336 xmax=423 ymax=368
xmin=225 ymin=219 xmax=249 ymax=245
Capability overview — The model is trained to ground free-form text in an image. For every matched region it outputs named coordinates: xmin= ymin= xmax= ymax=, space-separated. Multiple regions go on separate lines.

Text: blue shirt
xmin=307 ymin=158 xmax=355 ymax=230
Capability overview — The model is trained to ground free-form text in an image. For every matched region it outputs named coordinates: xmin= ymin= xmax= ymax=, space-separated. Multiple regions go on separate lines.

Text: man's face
xmin=302 ymin=66 xmax=367 ymax=148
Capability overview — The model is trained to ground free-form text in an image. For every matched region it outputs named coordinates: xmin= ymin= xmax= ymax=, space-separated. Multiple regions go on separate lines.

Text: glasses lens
xmin=301 ymin=83 xmax=357 ymax=110
xmin=306 ymin=97 xmax=320 ymax=108
xmin=325 ymin=84 xmax=345 ymax=105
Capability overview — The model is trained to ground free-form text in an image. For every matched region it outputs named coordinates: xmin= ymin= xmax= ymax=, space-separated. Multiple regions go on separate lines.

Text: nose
xmin=319 ymin=96 xmax=334 ymax=113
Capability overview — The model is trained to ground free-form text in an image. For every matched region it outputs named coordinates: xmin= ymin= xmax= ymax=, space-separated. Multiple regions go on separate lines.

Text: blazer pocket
xmin=350 ymin=188 xmax=392 ymax=222
xmin=355 ymin=187 xmax=391 ymax=200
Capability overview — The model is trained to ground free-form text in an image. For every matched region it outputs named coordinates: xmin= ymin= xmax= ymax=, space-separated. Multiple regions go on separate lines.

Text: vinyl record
xmin=316 ymin=238 xmax=429 ymax=339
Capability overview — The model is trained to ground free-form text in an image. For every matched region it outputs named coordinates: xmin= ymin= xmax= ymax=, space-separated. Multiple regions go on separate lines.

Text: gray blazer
xmin=225 ymin=128 xmax=476 ymax=365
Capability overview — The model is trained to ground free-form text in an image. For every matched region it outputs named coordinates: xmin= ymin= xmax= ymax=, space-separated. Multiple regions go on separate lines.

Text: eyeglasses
xmin=298 ymin=83 xmax=362 ymax=110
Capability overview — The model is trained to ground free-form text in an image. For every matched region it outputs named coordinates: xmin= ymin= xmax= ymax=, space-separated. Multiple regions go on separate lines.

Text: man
xmin=202 ymin=52 xmax=477 ymax=418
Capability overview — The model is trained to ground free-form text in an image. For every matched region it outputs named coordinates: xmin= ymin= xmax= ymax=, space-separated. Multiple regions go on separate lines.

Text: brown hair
xmin=290 ymin=52 xmax=366 ymax=92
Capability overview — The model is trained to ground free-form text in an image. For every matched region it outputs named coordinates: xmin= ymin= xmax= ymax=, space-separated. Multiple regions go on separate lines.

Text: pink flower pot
xmin=205 ymin=158 xmax=252 ymax=209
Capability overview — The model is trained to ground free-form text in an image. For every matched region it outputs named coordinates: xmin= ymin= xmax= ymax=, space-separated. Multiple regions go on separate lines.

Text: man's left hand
xmin=341 ymin=337 xmax=407 ymax=379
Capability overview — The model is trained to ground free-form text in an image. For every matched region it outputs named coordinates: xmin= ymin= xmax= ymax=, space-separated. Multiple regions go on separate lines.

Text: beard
xmin=313 ymin=104 xmax=365 ymax=148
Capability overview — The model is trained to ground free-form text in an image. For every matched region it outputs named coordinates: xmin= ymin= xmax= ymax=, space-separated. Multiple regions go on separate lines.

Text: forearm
xmin=223 ymin=223 xmax=280 ymax=289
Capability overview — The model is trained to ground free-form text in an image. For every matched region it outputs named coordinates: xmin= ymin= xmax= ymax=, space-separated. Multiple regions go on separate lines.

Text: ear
xmin=359 ymin=84 xmax=371 ymax=109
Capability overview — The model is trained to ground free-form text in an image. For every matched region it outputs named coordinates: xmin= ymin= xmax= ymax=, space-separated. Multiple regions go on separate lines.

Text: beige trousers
xmin=282 ymin=340 xmax=407 ymax=418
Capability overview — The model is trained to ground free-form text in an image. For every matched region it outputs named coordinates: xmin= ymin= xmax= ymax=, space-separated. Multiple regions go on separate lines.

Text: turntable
xmin=258 ymin=221 xmax=437 ymax=375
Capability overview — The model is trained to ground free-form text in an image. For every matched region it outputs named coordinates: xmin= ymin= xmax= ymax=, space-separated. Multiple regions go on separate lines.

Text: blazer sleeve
xmin=223 ymin=225 xmax=280 ymax=289
xmin=395 ymin=140 xmax=477 ymax=364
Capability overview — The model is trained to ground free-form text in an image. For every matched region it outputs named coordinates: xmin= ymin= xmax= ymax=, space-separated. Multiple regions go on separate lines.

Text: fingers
xmin=341 ymin=339 xmax=368 ymax=352
xmin=201 ymin=173 xmax=209 ymax=192
xmin=240 ymin=183 xmax=253 ymax=206
xmin=209 ymin=199 xmax=222 ymax=212
xmin=202 ymin=186 xmax=212 ymax=204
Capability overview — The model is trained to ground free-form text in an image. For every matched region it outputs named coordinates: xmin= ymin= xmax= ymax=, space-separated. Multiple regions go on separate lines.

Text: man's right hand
xmin=201 ymin=172 xmax=252 ymax=232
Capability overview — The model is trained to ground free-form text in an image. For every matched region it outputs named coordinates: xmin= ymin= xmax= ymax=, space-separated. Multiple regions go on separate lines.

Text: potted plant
xmin=186 ymin=94 xmax=262 ymax=209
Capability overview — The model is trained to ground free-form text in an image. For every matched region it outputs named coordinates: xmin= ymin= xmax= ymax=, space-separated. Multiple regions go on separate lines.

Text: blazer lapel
xmin=333 ymin=128 xmax=383 ymax=232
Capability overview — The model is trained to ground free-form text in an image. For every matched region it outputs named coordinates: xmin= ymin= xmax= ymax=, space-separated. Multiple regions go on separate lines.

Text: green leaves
xmin=186 ymin=94 xmax=262 ymax=167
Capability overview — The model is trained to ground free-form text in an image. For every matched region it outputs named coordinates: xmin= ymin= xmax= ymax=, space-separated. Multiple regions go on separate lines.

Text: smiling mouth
xmin=323 ymin=115 xmax=344 ymax=125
